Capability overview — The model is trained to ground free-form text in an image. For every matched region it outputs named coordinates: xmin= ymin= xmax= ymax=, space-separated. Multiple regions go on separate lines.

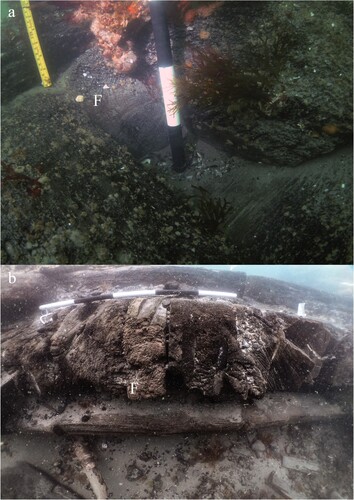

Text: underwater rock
xmin=175 ymin=1 xmax=352 ymax=165
xmin=66 ymin=46 xmax=169 ymax=156
xmin=126 ymin=461 xmax=146 ymax=481
xmin=198 ymin=144 xmax=352 ymax=264
xmin=251 ymin=440 xmax=266 ymax=453
xmin=86 ymin=75 xmax=169 ymax=157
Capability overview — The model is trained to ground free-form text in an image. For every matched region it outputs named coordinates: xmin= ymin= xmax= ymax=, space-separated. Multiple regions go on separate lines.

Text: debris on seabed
xmin=266 ymin=471 xmax=293 ymax=499
xmin=251 ymin=439 xmax=266 ymax=458
xmin=282 ymin=455 xmax=320 ymax=473
xmin=73 ymin=440 xmax=108 ymax=499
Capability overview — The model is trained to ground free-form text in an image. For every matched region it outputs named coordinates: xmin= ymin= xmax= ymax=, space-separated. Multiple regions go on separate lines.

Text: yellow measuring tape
xmin=20 ymin=0 xmax=52 ymax=87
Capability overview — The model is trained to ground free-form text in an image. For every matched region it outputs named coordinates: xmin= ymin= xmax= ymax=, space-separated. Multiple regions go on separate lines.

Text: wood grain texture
xmin=19 ymin=393 xmax=346 ymax=435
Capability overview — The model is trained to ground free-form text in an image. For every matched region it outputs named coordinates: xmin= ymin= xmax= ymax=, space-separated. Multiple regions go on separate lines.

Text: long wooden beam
xmin=18 ymin=393 xmax=347 ymax=436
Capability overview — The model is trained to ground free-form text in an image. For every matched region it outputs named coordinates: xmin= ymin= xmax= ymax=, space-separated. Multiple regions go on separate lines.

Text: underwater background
xmin=1 ymin=2 xmax=353 ymax=499
xmin=1 ymin=1 xmax=353 ymax=264
xmin=198 ymin=264 xmax=354 ymax=296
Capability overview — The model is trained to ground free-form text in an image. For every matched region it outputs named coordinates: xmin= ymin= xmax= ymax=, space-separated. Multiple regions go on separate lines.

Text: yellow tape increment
xmin=20 ymin=0 xmax=52 ymax=88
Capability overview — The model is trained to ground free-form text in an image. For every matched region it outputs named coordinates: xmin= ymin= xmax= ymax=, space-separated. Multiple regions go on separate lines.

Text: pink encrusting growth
xmin=72 ymin=1 xmax=150 ymax=72
xmin=71 ymin=1 xmax=224 ymax=73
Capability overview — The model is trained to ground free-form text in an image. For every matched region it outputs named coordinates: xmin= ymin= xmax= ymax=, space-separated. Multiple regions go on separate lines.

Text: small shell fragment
xmin=75 ymin=95 xmax=85 ymax=103
xmin=322 ymin=123 xmax=340 ymax=135
xmin=199 ymin=30 xmax=210 ymax=40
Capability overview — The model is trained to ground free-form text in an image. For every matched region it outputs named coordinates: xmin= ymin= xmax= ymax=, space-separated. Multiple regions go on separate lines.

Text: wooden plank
xmin=1 ymin=370 xmax=18 ymax=389
xmin=18 ymin=393 xmax=346 ymax=436
xmin=281 ymin=455 xmax=320 ymax=473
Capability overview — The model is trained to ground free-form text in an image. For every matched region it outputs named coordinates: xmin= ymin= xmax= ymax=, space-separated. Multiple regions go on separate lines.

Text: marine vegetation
xmin=175 ymin=47 xmax=271 ymax=116
xmin=174 ymin=9 xmax=299 ymax=118
xmin=191 ymin=185 xmax=233 ymax=234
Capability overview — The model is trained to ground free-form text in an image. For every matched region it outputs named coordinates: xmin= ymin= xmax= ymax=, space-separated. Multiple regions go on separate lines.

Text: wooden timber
xmin=18 ymin=393 xmax=346 ymax=436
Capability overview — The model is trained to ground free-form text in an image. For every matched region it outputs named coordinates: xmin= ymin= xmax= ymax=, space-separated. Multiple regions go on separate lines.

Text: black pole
xmin=149 ymin=0 xmax=186 ymax=172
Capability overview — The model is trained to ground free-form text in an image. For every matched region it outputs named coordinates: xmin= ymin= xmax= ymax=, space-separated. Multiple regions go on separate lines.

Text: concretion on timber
xmin=2 ymin=298 xmax=352 ymax=403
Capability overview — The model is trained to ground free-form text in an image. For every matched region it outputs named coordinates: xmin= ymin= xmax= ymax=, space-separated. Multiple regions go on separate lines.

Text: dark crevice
xmin=165 ymin=367 xmax=186 ymax=394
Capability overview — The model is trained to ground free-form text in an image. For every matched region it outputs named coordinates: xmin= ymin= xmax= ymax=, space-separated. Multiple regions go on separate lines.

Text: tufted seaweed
xmin=174 ymin=8 xmax=300 ymax=117
xmin=192 ymin=185 xmax=233 ymax=234
xmin=174 ymin=47 xmax=269 ymax=115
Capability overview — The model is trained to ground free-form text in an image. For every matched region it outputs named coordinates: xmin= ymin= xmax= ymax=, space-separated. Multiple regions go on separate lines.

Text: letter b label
xmin=8 ymin=272 xmax=16 ymax=284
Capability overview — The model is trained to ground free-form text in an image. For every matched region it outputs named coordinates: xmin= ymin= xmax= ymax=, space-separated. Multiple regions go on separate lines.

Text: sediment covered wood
xmin=2 ymin=297 xmax=352 ymax=403
xmin=18 ymin=393 xmax=346 ymax=436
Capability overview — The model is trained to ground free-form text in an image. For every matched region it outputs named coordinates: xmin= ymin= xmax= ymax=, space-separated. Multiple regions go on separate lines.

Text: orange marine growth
xmin=72 ymin=1 xmax=223 ymax=73
xmin=179 ymin=1 xmax=224 ymax=24
xmin=72 ymin=1 xmax=150 ymax=73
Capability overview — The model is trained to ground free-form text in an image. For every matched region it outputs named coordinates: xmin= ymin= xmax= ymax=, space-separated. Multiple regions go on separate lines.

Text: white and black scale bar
xmin=149 ymin=0 xmax=186 ymax=172
xmin=39 ymin=289 xmax=237 ymax=313
xmin=38 ymin=289 xmax=237 ymax=324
